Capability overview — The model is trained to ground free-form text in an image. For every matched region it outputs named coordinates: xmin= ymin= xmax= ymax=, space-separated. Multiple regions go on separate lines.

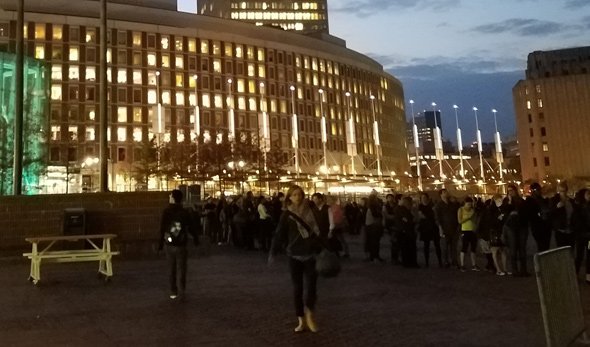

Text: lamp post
xmin=227 ymin=78 xmax=235 ymax=142
xmin=319 ymin=89 xmax=328 ymax=179
xmin=409 ymin=99 xmax=422 ymax=191
xmin=453 ymin=104 xmax=465 ymax=181
xmin=258 ymin=82 xmax=270 ymax=193
xmin=492 ymin=108 xmax=504 ymax=190
xmin=290 ymin=85 xmax=300 ymax=178
xmin=193 ymin=75 xmax=200 ymax=175
xmin=345 ymin=92 xmax=357 ymax=177
xmin=370 ymin=94 xmax=382 ymax=179
xmin=155 ymin=70 xmax=163 ymax=190
xmin=432 ymin=102 xmax=444 ymax=180
xmin=473 ymin=106 xmax=485 ymax=183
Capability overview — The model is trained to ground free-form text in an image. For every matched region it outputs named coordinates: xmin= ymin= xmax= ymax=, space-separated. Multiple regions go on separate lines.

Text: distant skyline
xmin=177 ymin=0 xmax=589 ymax=142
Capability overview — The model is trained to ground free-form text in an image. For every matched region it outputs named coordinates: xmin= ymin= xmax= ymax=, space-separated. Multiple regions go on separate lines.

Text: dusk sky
xmin=177 ymin=0 xmax=589 ymax=142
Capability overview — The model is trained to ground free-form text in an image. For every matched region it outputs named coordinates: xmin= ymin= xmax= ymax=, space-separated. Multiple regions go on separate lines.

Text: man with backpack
xmin=159 ymin=189 xmax=198 ymax=299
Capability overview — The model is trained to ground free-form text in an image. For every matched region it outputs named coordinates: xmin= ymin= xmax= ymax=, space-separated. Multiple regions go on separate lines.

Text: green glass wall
xmin=0 ymin=52 xmax=49 ymax=195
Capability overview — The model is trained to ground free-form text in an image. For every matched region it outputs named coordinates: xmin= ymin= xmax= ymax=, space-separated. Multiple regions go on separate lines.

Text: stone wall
xmin=0 ymin=192 xmax=170 ymax=255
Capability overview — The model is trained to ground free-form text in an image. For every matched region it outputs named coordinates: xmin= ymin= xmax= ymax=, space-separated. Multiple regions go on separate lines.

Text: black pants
xmin=507 ymin=227 xmax=529 ymax=274
xmin=442 ymin=233 xmax=459 ymax=267
xmin=555 ymin=230 xmax=575 ymax=249
xmin=400 ymin=231 xmax=418 ymax=267
xmin=166 ymin=245 xmax=187 ymax=294
xmin=289 ymin=257 xmax=318 ymax=317
xmin=532 ymin=227 xmax=552 ymax=252
xmin=424 ymin=236 xmax=442 ymax=266
xmin=388 ymin=228 xmax=401 ymax=264
xmin=257 ymin=219 xmax=273 ymax=251
xmin=366 ymin=224 xmax=383 ymax=260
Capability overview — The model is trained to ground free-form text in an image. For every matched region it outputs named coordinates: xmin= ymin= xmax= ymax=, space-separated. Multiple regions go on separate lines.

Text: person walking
xmin=269 ymin=185 xmax=321 ymax=333
xmin=434 ymin=189 xmax=460 ymax=268
xmin=417 ymin=193 xmax=442 ymax=268
xmin=158 ymin=189 xmax=198 ymax=299
xmin=458 ymin=197 xmax=479 ymax=272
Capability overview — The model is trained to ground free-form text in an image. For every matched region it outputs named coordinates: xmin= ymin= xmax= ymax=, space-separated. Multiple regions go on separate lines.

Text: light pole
xmin=227 ymin=78 xmax=235 ymax=142
xmin=155 ymin=70 xmax=163 ymax=190
xmin=432 ymin=102 xmax=444 ymax=180
xmin=453 ymin=105 xmax=465 ymax=181
xmin=193 ymin=75 xmax=200 ymax=175
xmin=409 ymin=99 xmax=422 ymax=191
xmin=345 ymin=92 xmax=356 ymax=177
xmin=290 ymin=85 xmax=300 ymax=178
xmin=370 ymin=94 xmax=382 ymax=179
xmin=319 ymin=89 xmax=328 ymax=179
xmin=473 ymin=106 xmax=485 ymax=183
xmin=258 ymin=82 xmax=270 ymax=193
xmin=492 ymin=108 xmax=504 ymax=189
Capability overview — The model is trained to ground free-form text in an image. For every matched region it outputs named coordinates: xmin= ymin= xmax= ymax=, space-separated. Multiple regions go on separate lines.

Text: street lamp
xmin=258 ymin=82 xmax=270 ymax=193
xmin=371 ymin=94 xmax=382 ymax=179
xmin=193 ymin=75 xmax=200 ymax=175
xmin=227 ymin=78 xmax=235 ymax=141
xmin=155 ymin=70 xmax=163 ymax=190
xmin=453 ymin=105 xmax=465 ymax=181
xmin=492 ymin=108 xmax=504 ymax=188
xmin=473 ymin=106 xmax=485 ymax=183
xmin=319 ymin=88 xmax=328 ymax=179
xmin=290 ymin=85 xmax=300 ymax=178
xmin=432 ymin=102 xmax=444 ymax=180
xmin=345 ymin=92 xmax=357 ymax=177
xmin=409 ymin=99 xmax=422 ymax=191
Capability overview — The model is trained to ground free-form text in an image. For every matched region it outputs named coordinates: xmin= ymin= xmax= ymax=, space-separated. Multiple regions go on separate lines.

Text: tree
xmin=132 ymin=138 xmax=159 ymax=189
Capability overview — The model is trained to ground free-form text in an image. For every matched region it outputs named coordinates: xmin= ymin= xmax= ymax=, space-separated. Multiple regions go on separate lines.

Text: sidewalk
xmin=2 ymin=237 xmax=590 ymax=346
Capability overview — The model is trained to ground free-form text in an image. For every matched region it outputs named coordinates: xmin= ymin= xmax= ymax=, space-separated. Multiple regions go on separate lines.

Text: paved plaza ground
xmin=2 ymin=237 xmax=590 ymax=346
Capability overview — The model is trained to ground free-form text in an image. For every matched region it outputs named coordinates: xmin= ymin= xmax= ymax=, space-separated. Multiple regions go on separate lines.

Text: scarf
xmin=287 ymin=203 xmax=320 ymax=239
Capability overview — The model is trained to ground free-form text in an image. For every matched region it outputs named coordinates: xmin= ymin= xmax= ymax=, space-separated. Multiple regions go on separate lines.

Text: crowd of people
xmin=159 ymin=180 xmax=590 ymax=331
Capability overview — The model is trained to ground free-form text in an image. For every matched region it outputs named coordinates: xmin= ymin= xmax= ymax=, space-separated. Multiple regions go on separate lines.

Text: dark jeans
xmin=400 ymin=231 xmax=418 ymax=267
xmin=388 ymin=228 xmax=401 ymax=264
xmin=442 ymin=233 xmax=459 ymax=266
xmin=424 ymin=236 xmax=442 ymax=266
xmin=507 ymin=227 xmax=529 ymax=274
xmin=257 ymin=219 xmax=273 ymax=251
xmin=555 ymin=230 xmax=575 ymax=249
xmin=166 ymin=245 xmax=187 ymax=294
xmin=289 ymin=257 xmax=318 ymax=317
xmin=365 ymin=224 xmax=384 ymax=260
xmin=532 ymin=226 xmax=552 ymax=252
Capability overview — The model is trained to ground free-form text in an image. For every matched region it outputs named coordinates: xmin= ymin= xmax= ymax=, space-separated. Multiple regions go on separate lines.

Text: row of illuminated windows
xmin=234 ymin=2 xmax=321 ymax=10
xmin=233 ymin=11 xmax=324 ymax=21
xmin=526 ymin=99 xmax=543 ymax=109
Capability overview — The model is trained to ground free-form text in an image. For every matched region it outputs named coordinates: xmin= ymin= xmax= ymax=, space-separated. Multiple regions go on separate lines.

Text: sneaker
xmin=169 ymin=294 xmax=178 ymax=299
xmin=496 ymin=271 xmax=506 ymax=276
xmin=471 ymin=266 xmax=481 ymax=272
xmin=459 ymin=266 xmax=466 ymax=272
xmin=507 ymin=272 xmax=513 ymax=276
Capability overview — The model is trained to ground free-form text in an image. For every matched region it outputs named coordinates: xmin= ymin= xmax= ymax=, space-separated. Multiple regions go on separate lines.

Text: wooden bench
xmin=23 ymin=234 xmax=120 ymax=285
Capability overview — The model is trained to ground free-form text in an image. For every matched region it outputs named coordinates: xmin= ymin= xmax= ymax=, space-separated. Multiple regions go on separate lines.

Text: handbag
xmin=287 ymin=211 xmax=341 ymax=278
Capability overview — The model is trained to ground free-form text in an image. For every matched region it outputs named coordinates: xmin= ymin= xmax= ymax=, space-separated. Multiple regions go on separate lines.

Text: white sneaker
xmin=169 ymin=294 xmax=178 ymax=299
xmin=496 ymin=271 xmax=506 ymax=276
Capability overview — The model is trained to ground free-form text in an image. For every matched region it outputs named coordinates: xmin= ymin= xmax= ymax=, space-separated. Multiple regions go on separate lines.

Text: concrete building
xmin=197 ymin=0 xmax=329 ymax=34
xmin=0 ymin=0 xmax=407 ymax=193
xmin=513 ymin=46 xmax=590 ymax=182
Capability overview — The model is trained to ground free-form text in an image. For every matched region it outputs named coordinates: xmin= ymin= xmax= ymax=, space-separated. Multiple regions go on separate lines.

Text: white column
xmin=319 ymin=89 xmax=328 ymax=179
xmin=492 ymin=108 xmax=504 ymax=183
xmin=290 ymin=85 xmax=299 ymax=177
xmin=473 ymin=107 xmax=485 ymax=183
xmin=432 ymin=102 xmax=444 ymax=180
xmin=345 ymin=92 xmax=357 ymax=177
xmin=453 ymin=104 xmax=465 ymax=180
xmin=410 ymin=99 xmax=422 ymax=191
xmin=371 ymin=95 xmax=382 ymax=179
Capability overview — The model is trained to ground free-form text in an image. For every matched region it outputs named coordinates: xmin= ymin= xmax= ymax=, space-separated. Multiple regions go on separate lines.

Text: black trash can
xmin=63 ymin=208 xmax=86 ymax=236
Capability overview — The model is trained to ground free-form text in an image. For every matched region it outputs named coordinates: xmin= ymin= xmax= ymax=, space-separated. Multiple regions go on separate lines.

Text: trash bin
xmin=63 ymin=208 xmax=86 ymax=236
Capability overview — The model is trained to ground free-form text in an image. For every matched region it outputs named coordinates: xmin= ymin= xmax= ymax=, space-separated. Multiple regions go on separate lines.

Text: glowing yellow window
xmin=69 ymin=47 xmax=79 ymax=61
xmin=35 ymin=24 xmax=46 ymax=40
xmin=34 ymin=45 xmax=45 ymax=59
xmin=52 ymin=25 xmax=63 ymax=40
xmin=176 ymin=73 xmax=184 ymax=87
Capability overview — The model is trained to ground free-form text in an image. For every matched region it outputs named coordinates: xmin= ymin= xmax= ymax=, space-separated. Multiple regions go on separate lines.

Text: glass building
xmin=0 ymin=0 xmax=408 ymax=193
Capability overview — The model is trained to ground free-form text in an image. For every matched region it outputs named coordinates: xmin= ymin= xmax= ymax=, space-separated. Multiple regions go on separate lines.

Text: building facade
xmin=513 ymin=47 xmax=590 ymax=182
xmin=197 ymin=0 xmax=329 ymax=34
xmin=0 ymin=0 xmax=407 ymax=193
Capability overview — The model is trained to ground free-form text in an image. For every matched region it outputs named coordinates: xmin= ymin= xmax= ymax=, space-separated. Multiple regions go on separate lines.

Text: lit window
xmin=35 ymin=24 xmax=45 ymax=39
xmin=257 ymin=48 xmax=265 ymax=61
xmin=117 ymin=70 xmax=127 ymax=84
xmin=133 ymin=70 xmax=142 ymax=84
xmin=52 ymin=25 xmax=63 ymax=40
xmin=175 ymin=56 xmax=183 ymax=69
xmin=88 ymin=110 xmax=96 ymax=121
xmin=237 ymin=79 xmax=245 ymax=93
xmin=526 ymin=100 xmax=531 ymax=109
xmin=117 ymin=107 xmax=127 ymax=122
xmin=177 ymin=129 xmax=185 ymax=142
xmin=161 ymin=36 xmax=169 ymax=50
xmin=175 ymin=73 xmax=184 ymax=87
xmin=162 ymin=91 xmax=171 ymax=105
xmin=51 ymin=85 xmax=62 ymax=100
xmin=202 ymin=94 xmax=210 ymax=108
xmin=235 ymin=45 xmax=243 ymax=58
xmin=187 ymin=38 xmax=196 ymax=52
xmin=86 ymin=29 xmax=96 ymax=43
xmin=249 ymin=97 xmax=257 ymax=111
xmin=69 ymin=65 xmax=79 ymax=80
xmin=201 ymin=40 xmax=209 ymax=54
xmin=213 ymin=41 xmax=220 ymax=55
xmin=175 ymin=38 xmax=183 ymax=51
xmin=147 ymin=71 xmax=157 ymax=86
xmin=106 ymin=49 xmax=112 ymax=63
xmin=107 ymin=68 xmax=112 ymax=83
xmin=132 ymin=32 xmax=141 ymax=46
xmin=34 ymin=45 xmax=45 ymax=59
xmin=68 ymin=126 xmax=78 ymax=141
xmin=225 ymin=44 xmax=232 ymax=57
xmin=176 ymin=92 xmax=184 ymax=106
xmin=537 ymin=98 xmax=543 ymax=108
xmin=248 ymin=64 xmax=255 ymax=77
xmin=117 ymin=127 xmax=127 ymax=142
xmin=51 ymin=65 xmax=62 ymax=80
xmin=133 ymin=108 xmax=142 ymax=122
xmin=542 ymin=143 xmax=549 ymax=152
xmin=51 ymin=125 xmax=61 ymax=141
xmin=69 ymin=47 xmax=79 ymax=61
xmin=213 ymin=59 xmax=221 ymax=73
xmin=133 ymin=127 xmax=142 ymax=142
xmin=147 ymin=90 xmax=156 ymax=104
xmin=147 ymin=53 xmax=156 ymax=66
xmin=214 ymin=95 xmax=222 ymax=108
xmin=258 ymin=65 xmax=265 ymax=78
xmin=86 ymin=66 xmax=96 ymax=81
xmin=86 ymin=126 xmax=95 ymax=141
xmin=238 ymin=97 xmax=246 ymax=110
xmin=162 ymin=54 xmax=170 ymax=68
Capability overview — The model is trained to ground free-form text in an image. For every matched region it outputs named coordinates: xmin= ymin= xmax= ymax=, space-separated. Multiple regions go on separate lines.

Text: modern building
xmin=197 ymin=0 xmax=329 ymax=34
xmin=405 ymin=110 xmax=442 ymax=155
xmin=513 ymin=46 xmax=590 ymax=182
xmin=0 ymin=0 xmax=408 ymax=193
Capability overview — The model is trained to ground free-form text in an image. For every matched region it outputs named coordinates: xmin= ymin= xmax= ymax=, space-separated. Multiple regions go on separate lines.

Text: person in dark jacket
xmin=525 ymin=182 xmax=552 ymax=252
xmin=383 ymin=194 xmax=400 ymax=265
xmin=396 ymin=196 xmax=418 ymax=268
xmin=159 ymin=189 xmax=198 ymax=299
xmin=551 ymin=182 xmax=576 ymax=249
xmin=417 ymin=193 xmax=442 ymax=268
xmin=434 ymin=189 xmax=459 ymax=268
xmin=365 ymin=190 xmax=385 ymax=263
xmin=486 ymin=194 xmax=508 ymax=275
xmin=269 ymin=185 xmax=321 ymax=333
xmin=572 ymin=189 xmax=590 ymax=282
xmin=504 ymin=184 xmax=530 ymax=276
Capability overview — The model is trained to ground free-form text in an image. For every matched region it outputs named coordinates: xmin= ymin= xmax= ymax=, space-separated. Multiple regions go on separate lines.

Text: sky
xmin=177 ymin=0 xmax=589 ymax=143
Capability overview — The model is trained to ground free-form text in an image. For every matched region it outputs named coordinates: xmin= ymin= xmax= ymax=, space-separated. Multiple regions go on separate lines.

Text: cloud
xmin=331 ymin=0 xmax=461 ymax=18
xmin=565 ymin=0 xmax=590 ymax=9
xmin=472 ymin=18 xmax=580 ymax=36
